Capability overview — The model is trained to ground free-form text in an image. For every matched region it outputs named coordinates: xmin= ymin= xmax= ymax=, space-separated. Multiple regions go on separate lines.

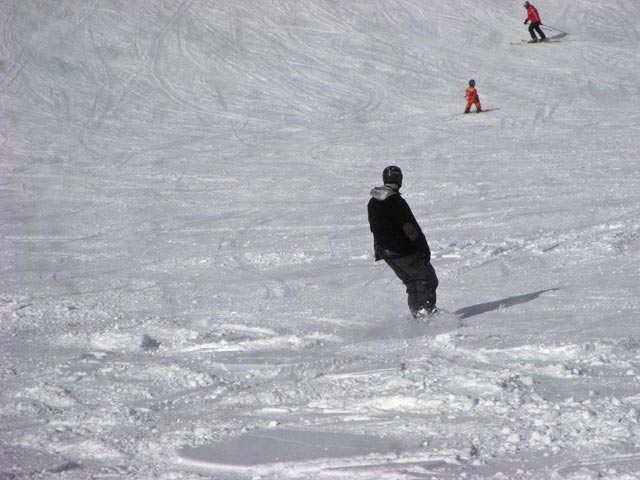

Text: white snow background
xmin=1 ymin=0 xmax=640 ymax=478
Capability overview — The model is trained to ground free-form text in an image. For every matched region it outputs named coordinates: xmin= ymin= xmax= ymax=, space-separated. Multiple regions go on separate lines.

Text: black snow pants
xmin=384 ymin=250 xmax=438 ymax=317
xmin=529 ymin=22 xmax=547 ymax=41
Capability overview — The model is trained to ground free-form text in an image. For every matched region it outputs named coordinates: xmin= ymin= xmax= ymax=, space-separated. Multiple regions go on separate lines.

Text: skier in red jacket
xmin=524 ymin=1 xmax=547 ymax=43
xmin=464 ymin=79 xmax=482 ymax=114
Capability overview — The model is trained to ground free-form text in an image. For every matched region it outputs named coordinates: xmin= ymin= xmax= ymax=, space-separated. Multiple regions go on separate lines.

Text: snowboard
xmin=405 ymin=309 xmax=463 ymax=335
xmin=461 ymin=108 xmax=497 ymax=115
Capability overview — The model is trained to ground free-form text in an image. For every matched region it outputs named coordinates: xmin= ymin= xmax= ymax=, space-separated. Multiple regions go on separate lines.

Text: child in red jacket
xmin=464 ymin=79 xmax=482 ymax=114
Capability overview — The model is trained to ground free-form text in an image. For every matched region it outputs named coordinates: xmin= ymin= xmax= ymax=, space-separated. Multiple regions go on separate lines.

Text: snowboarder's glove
xmin=524 ymin=20 xmax=528 ymax=24
xmin=413 ymin=236 xmax=431 ymax=263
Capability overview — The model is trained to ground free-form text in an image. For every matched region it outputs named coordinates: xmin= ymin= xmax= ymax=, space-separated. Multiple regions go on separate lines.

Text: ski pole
xmin=541 ymin=24 xmax=568 ymax=34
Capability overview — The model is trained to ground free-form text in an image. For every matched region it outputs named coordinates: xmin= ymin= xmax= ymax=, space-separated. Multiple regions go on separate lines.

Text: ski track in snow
xmin=1 ymin=0 xmax=640 ymax=478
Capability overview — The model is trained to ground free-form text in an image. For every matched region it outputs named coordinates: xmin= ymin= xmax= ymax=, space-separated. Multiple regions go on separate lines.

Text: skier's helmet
xmin=469 ymin=79 xmax=476 ymax=87
xmin=524 ymin=1 xmax=530 ymax=7
xmin=382 ymin=165 xmax=403 ymax=188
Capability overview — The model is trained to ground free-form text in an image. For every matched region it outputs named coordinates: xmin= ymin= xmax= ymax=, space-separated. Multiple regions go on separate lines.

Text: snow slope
xmin=1 ymin=0 xmax=640 ymax=478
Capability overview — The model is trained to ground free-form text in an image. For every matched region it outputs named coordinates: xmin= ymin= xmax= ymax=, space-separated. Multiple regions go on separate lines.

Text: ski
xmin=510 ymin=39 xmax=561 ymax=45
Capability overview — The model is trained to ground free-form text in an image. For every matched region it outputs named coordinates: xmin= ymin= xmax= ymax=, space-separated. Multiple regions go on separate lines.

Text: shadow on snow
xmin=454 ymin=288 xmax=559 ymax=320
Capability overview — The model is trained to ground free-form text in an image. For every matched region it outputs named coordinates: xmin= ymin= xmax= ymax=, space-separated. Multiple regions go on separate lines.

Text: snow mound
xmin=178 ymin=429 xmax=407 ymax=473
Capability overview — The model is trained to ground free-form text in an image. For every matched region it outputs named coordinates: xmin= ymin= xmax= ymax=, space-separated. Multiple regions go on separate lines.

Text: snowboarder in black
xmin=368 ymin=166 xmax=439 ymax=318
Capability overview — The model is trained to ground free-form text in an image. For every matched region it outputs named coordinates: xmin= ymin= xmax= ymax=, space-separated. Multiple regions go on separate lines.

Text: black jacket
xmin=367 ymin=186 xmax=430 ymax=261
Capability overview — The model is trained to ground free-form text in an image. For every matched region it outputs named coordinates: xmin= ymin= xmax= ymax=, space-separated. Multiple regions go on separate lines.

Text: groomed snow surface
xmin=2 ymin=0 xmax=640 ymax=478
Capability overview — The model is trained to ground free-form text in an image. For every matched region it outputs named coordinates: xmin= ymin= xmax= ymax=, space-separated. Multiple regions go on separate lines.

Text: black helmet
xmin=382 ymin=165 xmax=403 ymax=187
xmin=524 ymin=1 xmax=530 ymax=7
xmin=469 ymin=79 xmax=476 ymax=87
